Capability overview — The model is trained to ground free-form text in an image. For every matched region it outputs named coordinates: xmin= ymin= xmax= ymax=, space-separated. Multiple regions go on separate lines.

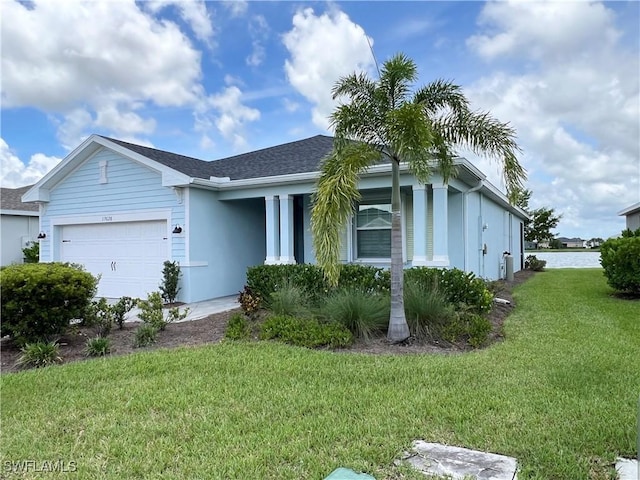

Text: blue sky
xmin=1 ymin=0 xmax=639 ymax=240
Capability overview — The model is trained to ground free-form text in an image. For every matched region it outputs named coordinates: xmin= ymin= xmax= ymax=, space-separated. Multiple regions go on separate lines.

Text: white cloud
xmin=246 ymin=15 xmax=269 ymax=67
xmin=202 ymin=86 xmax=260 ymax=150
xmin=145 ymin=0 xmax=215 ymax=47
xmin=1 ymin=0 xmax=204 ymax=147
xmin=282 ymin=7 xmax=375 ymax=130
xmin=0 ymin=138 xmax=61 ymax=188
xmin=222 ymin=0 xmax=248 ymax=18
xmin=467 ymin=0 xmax=619 ymax=62
xmin=465 ymin=0 xmax=639 ymax=238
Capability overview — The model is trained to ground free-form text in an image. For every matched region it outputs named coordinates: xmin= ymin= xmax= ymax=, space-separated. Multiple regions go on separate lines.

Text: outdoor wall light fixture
xmin=37 ymin=232 xmax=47 ymax=239
xmin=172 ymin=225 xmax=183 ymax=234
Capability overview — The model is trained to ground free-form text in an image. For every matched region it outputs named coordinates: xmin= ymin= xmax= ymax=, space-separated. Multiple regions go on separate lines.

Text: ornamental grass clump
xmin=403 ymin=278 xmax=455 ymax=343
xmin=267 ymin=282 xmax=312 ymax=318
xmin=321 ymin=289 xmax=389 ymax=341
xmin=16 ymin=341 xmax=63 ymax=369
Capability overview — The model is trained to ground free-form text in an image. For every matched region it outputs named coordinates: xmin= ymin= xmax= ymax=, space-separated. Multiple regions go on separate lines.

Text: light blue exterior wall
xmin=465 ymin=190 xmax=483 ymax=276
xmin=447 ymin=191 xmax=464 ymax=269
xmin=183 ymin=187 xmax=265 ymax=302
xmin=39 ymin=147 xmax=185 ymax=271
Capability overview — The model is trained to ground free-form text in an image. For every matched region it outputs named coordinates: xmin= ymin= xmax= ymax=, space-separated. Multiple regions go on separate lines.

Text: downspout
xmin=463 ymin=181 xmax=483 ymax=272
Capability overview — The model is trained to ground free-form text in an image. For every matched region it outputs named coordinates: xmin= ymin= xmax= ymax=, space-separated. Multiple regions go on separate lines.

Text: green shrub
xmin=321 ymin=289 xmax=389 ymax=341
xmin=405 ymin=267 xmax=494 ymax=314
xmin=84 ymin=298 xmax=114 ymax=336
xmin=260 ymin=315 xmax=353 ymax=349
xmin=159 ymin=260 xmax=182 ymax=304
xmin=134 ymin=324 xmax=158 ymax=348
xmin=16 ymin=341 xmax=62 ymax=369
xmin=466 ymin=314 xmax=492 ymax=348
xmin=84 ymin=336 xmax=111 ymax=357
xmin=112 ymin=297 xmax=138 ymax=329
xmin=22 ymin=241 xmax=39 ymax=263
xmin=224 ymin=313 xmax=251 ymax=340
xmin=246 ymin=264 xmax=390 ymax=307
xmin=600 ymin=230 xmax=640 ymax=295
xmin=247 ymin=264 xmax=327 ymax=306
xmin=337 ymin=265 xmax=390 ymax=294
xmin=138 ymin=291 xmax=188 ymax=331
xmin=525 ymin=255 xmax=547 ymax=271
xmin=0 ymin=263 xmax=98 ymax=345
xmin=441 ymin=311 xmax=492 ymax=348
xmin=166 ymin=306 xmax=189 ymax=324
xmin=403 ymin=279 xmax=455 ymax=342
xmin=137 ymin=292 xmax=166 ymax=330
xmin=267 ymin=282 xmax=312 ymax=317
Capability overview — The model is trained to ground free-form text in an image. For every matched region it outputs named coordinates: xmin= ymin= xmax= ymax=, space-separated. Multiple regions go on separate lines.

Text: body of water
xmin=529 ymin=251 xmax=602 ymax=268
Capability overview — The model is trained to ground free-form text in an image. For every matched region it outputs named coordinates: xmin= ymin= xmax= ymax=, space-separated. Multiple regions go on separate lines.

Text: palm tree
xmin=311 ymin=53 xmax=526 ymax=343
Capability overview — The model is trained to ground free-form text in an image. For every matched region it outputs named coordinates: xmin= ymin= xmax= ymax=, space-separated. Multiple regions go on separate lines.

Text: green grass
xmin=1 ymin=269 xmax=638 ymax=479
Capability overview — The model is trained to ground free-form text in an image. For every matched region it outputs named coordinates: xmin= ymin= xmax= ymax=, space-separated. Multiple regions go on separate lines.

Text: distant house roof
xmin=103 ymin=135 xmax=336 ymax=181
xmin=557 ymin=237 xmax=584 ymax=243
xmin=618 ymin=202 xmax=640 ymax=216
xmin=1 ymin=185 xmax=39 ymax=213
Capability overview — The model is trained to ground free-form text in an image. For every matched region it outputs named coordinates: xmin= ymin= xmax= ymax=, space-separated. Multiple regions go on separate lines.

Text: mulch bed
xmin=0 ymin=270 xmax=535 ymax=373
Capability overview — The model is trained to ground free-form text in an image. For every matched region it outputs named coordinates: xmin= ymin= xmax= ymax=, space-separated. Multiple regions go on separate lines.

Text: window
xmin=356 ymin=203 xmax=392 ymax=258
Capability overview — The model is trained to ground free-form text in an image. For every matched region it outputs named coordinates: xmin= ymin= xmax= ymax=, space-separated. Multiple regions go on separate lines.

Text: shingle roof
xmin=102 ymin=135 xmax=336 ymax=181
xmin=0 ymin=185 xmax=39 ymax=212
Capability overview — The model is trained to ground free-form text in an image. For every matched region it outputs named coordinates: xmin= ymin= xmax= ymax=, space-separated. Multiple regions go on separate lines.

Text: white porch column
xmin=265 ymin=195 xmax=280 ymax=265
xmin=431 ymin=181 xmax=450 ymax=267
xmin=279 ymin=194 xmax=296 ymax=264
xmin=412 ymin=184 xmax=428 ymax=266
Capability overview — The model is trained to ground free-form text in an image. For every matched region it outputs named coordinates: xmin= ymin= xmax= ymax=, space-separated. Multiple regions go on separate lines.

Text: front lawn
xmin=1 ymin=269 xmax=638 ymax=479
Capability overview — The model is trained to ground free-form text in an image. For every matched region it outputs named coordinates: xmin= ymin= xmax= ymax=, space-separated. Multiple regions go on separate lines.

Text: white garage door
xmin=60 ymin=221 xmax=169 ymax=299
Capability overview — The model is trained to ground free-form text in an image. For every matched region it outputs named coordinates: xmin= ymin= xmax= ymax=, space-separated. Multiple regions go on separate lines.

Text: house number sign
xmin=102 ymin=216 xmax=113 ymax=222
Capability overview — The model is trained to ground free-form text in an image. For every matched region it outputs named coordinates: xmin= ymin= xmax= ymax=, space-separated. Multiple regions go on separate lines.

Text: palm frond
xmin=434 ymin=109 xmax=526 ymax=195
xmin=414 ymin=79 xmax=469 ymax=116
xmin=332 ymin=72 xmax=377 ymax=103
xmin=311 ymin=142 xmax=381 ymax=285
xmin=384 ymin=102 xmax=434 ymax=183
xmin=379 ymin=53 xmax=418 ymax=109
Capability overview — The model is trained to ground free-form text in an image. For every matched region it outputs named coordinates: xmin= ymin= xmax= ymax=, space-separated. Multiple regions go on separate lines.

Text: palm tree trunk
xmin=387 ymin=160 xmax=410 ymax=342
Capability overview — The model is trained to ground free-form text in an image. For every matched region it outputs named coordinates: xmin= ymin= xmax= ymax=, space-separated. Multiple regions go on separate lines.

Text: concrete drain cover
xmin=401 ymin=440 xmax=518 ymax=479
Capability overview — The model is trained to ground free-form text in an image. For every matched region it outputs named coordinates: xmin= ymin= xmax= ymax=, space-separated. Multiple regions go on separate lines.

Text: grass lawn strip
xmin=1 ymin=269 xmax=638 ymax=479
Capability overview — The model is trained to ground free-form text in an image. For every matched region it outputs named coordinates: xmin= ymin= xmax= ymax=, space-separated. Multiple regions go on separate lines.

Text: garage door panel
xmin=60 ymin=221 xmax=169 ymax=299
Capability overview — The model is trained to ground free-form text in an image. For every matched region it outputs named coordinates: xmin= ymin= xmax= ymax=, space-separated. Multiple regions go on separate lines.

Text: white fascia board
xmin=21 ymin=135 xmax=105 ymax=202
xmin=618 ymin=202 xmax=640 ymax=216
xmin=454 ymin=157 xmax=487 ymax=181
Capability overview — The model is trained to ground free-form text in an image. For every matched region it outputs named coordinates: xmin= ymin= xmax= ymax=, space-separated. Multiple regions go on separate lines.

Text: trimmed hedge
xmin=246 ymin=264 xmax=389 ymax=306
xmin=246 ymin=264 xmax=492 ymax=315
xmin=0 ymin=263 xmax=98 ymax=345
xmin=600 ymin=229 xmax=640 ymax=295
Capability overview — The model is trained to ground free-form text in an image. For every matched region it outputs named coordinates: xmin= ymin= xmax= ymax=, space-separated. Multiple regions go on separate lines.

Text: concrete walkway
xmin=124 ymin=295 xmax=240 ymax=323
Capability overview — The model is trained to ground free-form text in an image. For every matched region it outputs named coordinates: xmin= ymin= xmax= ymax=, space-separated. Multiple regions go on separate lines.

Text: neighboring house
xmin=1 ymin=185 xmax=39 ymax=266
xmin=557 ymin=237 xmax=585 ymax=248
xmin=618 ymin=202 xmax=640 ymax=231
xmin=23 ymin=135 xmax=529 ymax=302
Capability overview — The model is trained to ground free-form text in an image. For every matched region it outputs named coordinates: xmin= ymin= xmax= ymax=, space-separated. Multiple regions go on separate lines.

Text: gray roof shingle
xmin=103 ymin=135 xmax=336 ymax=181
xmin=1 ymin=185 xmax=39 ymax=212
